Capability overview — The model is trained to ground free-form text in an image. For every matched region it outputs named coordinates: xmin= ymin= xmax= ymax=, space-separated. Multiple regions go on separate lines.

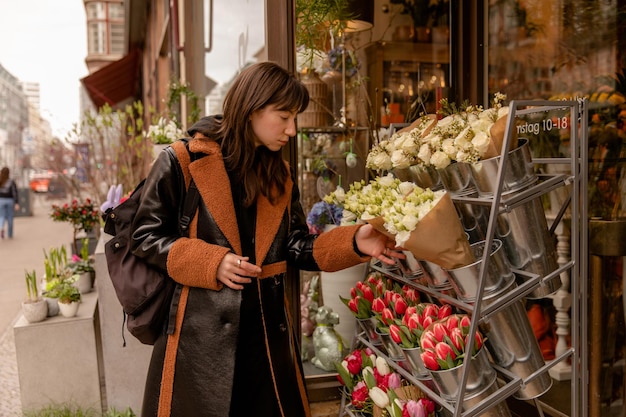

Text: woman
xmin=131 ymin=62 xmax=402 ymax=417
xmin=0 ymin=166 xmax=19 ymax=239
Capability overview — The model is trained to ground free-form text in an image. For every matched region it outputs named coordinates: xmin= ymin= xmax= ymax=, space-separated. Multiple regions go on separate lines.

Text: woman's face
xmin=250 ymin=104 xmax=297 ymax=151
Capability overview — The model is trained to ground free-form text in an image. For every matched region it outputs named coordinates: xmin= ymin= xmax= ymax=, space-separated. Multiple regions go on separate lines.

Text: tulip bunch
xmin=419 ymin=314 xmax=485 ymax=371
xmin=389 ymin=302 xmax=453 ymax=349
xmin=335 ymin=347 xmax=403 ymax=413
xmin=339 ymin=272 xmax=396 ymax=320
xmin=368 ymin=384 xmax=436 ymax=417
xmin=370 ymin=281 xmax=426 ymax=334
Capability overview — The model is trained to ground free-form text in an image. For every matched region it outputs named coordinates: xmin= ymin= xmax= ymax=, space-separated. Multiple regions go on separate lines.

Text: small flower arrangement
xmin=50 ymin=199 xmax=100 ymax=233
xmin=335 ymin=347 xmax=403 ymax=414
xmin=419 ymin=314 xmax=485 ymax=370
xmin=68 ymin=238 xmax=94 ymax=274
xmin=145 ymin=117 xmax=185 ymax=144
xmin=324 ymin=174 xmax=444 ymax=248
xmin=389 ymin=302 xmax=453 ymax=349
xmin=306 ymin=200 xmax=343 ymax=234
xmin=339 ymin=272 xmax=396 ymax=320
xmin=370 ymin=386 xmax=436 ymax=417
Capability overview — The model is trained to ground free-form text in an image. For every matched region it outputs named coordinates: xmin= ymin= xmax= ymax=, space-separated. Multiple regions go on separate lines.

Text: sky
xmin=0 ymin=0 xmax=87 ymax=139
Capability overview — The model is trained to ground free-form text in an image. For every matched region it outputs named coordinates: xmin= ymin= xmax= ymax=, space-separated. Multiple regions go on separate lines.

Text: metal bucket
xmin=453 ymin=196 xmax=491 ymax=243
xmin=469 ymin=138 xmax=537 ymax=197
xmin=419 ymin=259 xmax=453 ymax=287
xmin=477 ymin=279 xmax=553 ymax=399
xmin=445 ymin=239 xmax=515 ymax=301
xmin=428 ymin=347 xmax=496 ymax=401
xmin=438 ymin=162 xmax=477 ymax=195
xmin=496 ymin=191 xmax=560 ymax=298
xmin=460 ymin=377 xmax=513 ymax=417
xmin=393 ymin=165 xmax=443 ymax=190
xmin=375 ymin=328 xmax=404 ymax=360
xmin=399 ymin=346 xmax=430 ymax=379
xmin=397 ymin=251 xmax=423 ymax=278
xmin=356 ymin=317 xmax=381 ymax=346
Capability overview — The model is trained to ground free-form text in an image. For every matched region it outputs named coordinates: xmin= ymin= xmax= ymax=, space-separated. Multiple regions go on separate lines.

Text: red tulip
xmin=346 ymin=352 xmax=363 ymax=375
xmin=384 ymin=290 xmax=395 ymax=305
xmin=432 ymin=322 xmax=448 ymax=342
xmin=422 ymin=315 xmax=434 ymax=330
xmin=420 ymin=330 xmax=437 ymax=350
xmin=348 ymin=297 xmax=360 ymax=314
xmin=475 ymin=332 xmax=484 ymax=351
xmin=372 ymin=297 xmax=386 ymax=313
xmin=422 ymin=304 xmax=438 ymax=320
xmin=460 ymin=315 xmax=471 ymax=329
xmin=393 ymin=297 xmax=408 ymax=316
xmin=406 ymin=313 xmax=420 ymax=331
xmin=381 ymin=308 xmax=395 ymax=325
xmin=438 ymin=304 xmax=453 ymax=319
xmin=449 ymin=327 xmax=464 ymax=352
xmin=446 ymin=315 xmax=459 ymax=331
xmin=421 ymin=350 xmax=439 ymax=370
xmin=389 ymin=324 xmax=403 ymax=344
xmin=362 ymin=285 xmax=375 ymax=302
xmin=404 ymin=306 xmax=417 ymax=317
xmin=350 ymin=286 xmax=358 ymax=298
xmin=435 ymin=342 xmax=456 ymax=362
xmin=403 ymin=286 xmax=420 ymax=304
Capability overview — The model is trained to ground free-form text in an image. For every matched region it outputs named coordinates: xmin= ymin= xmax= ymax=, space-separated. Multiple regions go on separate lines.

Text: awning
xmin=81 ymin=49 xmax=140 ymax=108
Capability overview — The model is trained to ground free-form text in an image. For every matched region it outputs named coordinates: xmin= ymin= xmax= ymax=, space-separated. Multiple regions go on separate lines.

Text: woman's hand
xmin=216 ymin=253 xmax=261 ymax=290
xmin=354 ymin=224 xmax=406 ymax=266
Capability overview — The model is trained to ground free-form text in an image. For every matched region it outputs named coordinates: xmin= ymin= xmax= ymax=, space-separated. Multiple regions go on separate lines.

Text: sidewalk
xmin=0 ymin=193 xmax=77 ymax=417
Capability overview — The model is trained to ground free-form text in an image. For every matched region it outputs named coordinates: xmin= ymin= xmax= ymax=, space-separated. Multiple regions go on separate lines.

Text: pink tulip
xmin=421 ymin=350 xmax=439 ymax=370
xmin=372 ymin=298 xmax=386 ymax=313
xmin=435 ymin=342 xmax=456 ymax=362
xmin=387 ymin=372 xmax=402 ymax=389
xmin=405 ymin=399 xmax=427 ymax=417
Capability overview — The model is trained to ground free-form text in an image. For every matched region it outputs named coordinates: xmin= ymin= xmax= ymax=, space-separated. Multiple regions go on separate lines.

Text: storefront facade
xmin=123 ymin=1 xmax=626 ymax=415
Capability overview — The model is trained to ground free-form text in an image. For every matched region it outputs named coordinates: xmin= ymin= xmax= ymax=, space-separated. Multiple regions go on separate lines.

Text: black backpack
xmin=103 ymin=140 xmax=200 ymax=345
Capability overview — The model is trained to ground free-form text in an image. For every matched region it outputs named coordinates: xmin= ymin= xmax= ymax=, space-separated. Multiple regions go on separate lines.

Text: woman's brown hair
xmin=0 ymin=167 xmax=9 ymax=187
xmin=218 ymin=62 xmax=309 ymax=206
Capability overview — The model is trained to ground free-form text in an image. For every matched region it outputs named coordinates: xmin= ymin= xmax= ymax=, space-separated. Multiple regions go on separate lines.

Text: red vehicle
xmin=29 ymin=174 xmax=51 ymax=193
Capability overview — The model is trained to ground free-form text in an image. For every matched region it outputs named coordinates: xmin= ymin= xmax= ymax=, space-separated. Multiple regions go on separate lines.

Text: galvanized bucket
xmin=478 ymin=279 xmax=553 ymax=399
xmin=393 ymin=165 xmax=443 ymax=190
xmin=496 ymin=190 xmax=560 ymax=298
xmin=445 ymin=239 xmax=515 ymax=302
xmin=375 ymin=328 xmax=404 ymax=360
xmin=356 ymin=317 xmax=381 ymax=346
xmin=438 ymin=162 xmax=477 ymax=196
xmin=399 ymin=346 xmax=430 ymax=379
xmin=397 ymin=250 xmax=423 ymax=278
xmin=469 ymin=138 xmax=537 ymax=197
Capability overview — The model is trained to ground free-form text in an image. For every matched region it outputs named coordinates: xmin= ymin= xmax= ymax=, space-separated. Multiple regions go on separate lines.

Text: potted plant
xmin=50 ymin=199 xmax=100 ymax=255
xmin=42 ymin=245 xmax=70 ymax=316
xmin=68 ymin=238 xmax=95 ymax=294
xmin=47 ymin=277 xmax=81 ymax=318
xmin=22 ymin=270 xmax=48 ymax=323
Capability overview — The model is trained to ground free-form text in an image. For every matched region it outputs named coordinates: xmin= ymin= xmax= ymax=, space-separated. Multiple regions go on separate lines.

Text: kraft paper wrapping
xmin=373 ymin=385 xmax=425 ymax=417
xmin=367 ymin=193 xmax=475 ymax=270
xmin=482 ymin=115 xmax=519 ymax=160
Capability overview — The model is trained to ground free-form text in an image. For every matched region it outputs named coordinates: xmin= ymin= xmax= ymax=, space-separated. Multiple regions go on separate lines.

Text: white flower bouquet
xmin=324 ymin=174 xmax=474 ymax=269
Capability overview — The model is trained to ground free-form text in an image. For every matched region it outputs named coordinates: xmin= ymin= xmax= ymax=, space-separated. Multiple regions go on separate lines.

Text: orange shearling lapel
xmin=187 ymin=138 xmax=291 ymax=265
xmin=188 ymin=139 xmax=242 ymax=256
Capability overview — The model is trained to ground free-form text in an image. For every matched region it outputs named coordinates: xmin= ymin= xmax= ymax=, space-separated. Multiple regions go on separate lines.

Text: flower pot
xmin=44 ymin=297 xmax=59 ymax=317
xmin=22 ymin=299 xmax=48 ymax=323
xmin=75 ymin=272 xmax=93 ymax=294
xmin=321 ymin=262 xmax=368 ymax=345
xmin=58 ymin=301 xmax=80 ymax=318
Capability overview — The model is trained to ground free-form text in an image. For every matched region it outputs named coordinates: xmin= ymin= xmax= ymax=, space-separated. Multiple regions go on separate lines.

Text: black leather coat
xmin=131 ymin=139 xmax=368 ymax=417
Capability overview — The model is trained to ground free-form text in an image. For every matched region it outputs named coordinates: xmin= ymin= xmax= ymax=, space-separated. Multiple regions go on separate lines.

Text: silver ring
xmin=237 ymin=259 xmax=242 ymax=267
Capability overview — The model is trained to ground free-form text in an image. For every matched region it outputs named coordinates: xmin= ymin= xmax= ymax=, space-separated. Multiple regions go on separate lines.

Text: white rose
xmin=438 ymin=115 xmax=455 ymax=128
xmin=395 ymin=230 xmax=410 ymax=247
xmin=378 ymin=174 xmax=396 ymax=187
xmin=333 ymin=186 xmax=345 ymax=203
xmin=472 ymin=131 xmax=491 ymax=155
xmin=398 ymin=181 xmax=415 ymax=197
xmin=417 ymin=143 xmax=432 ymax=165
xmin=431 ymin=151 xmax=451 ymax=169
xmin=340 ymin=209 xmax=356 ymax=224
xmin=400 ymin=214 xmax=419 ymax=231
xmin=497 ymin=106 xmax=509 ymax=119
xmin=391 ymin=149 xmax=411 ymax=169
xmin=441 ymin=138 xmax=458 ymax=158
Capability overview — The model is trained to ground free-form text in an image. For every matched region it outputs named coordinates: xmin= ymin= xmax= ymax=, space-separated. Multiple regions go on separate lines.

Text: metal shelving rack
xmin=340 ymin=99 xmax=587 ymax=417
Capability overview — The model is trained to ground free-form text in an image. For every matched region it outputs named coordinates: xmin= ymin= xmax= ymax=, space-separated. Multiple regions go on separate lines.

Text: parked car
xmin=29 ymin=174 xmax=51 ymax=193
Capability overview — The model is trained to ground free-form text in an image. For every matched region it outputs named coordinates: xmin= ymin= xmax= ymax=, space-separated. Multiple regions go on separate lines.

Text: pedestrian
xmin=0 ymin=166 xmax=19 ymax=239
xmin=131 ymin=61 xmax=403 ymax=417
